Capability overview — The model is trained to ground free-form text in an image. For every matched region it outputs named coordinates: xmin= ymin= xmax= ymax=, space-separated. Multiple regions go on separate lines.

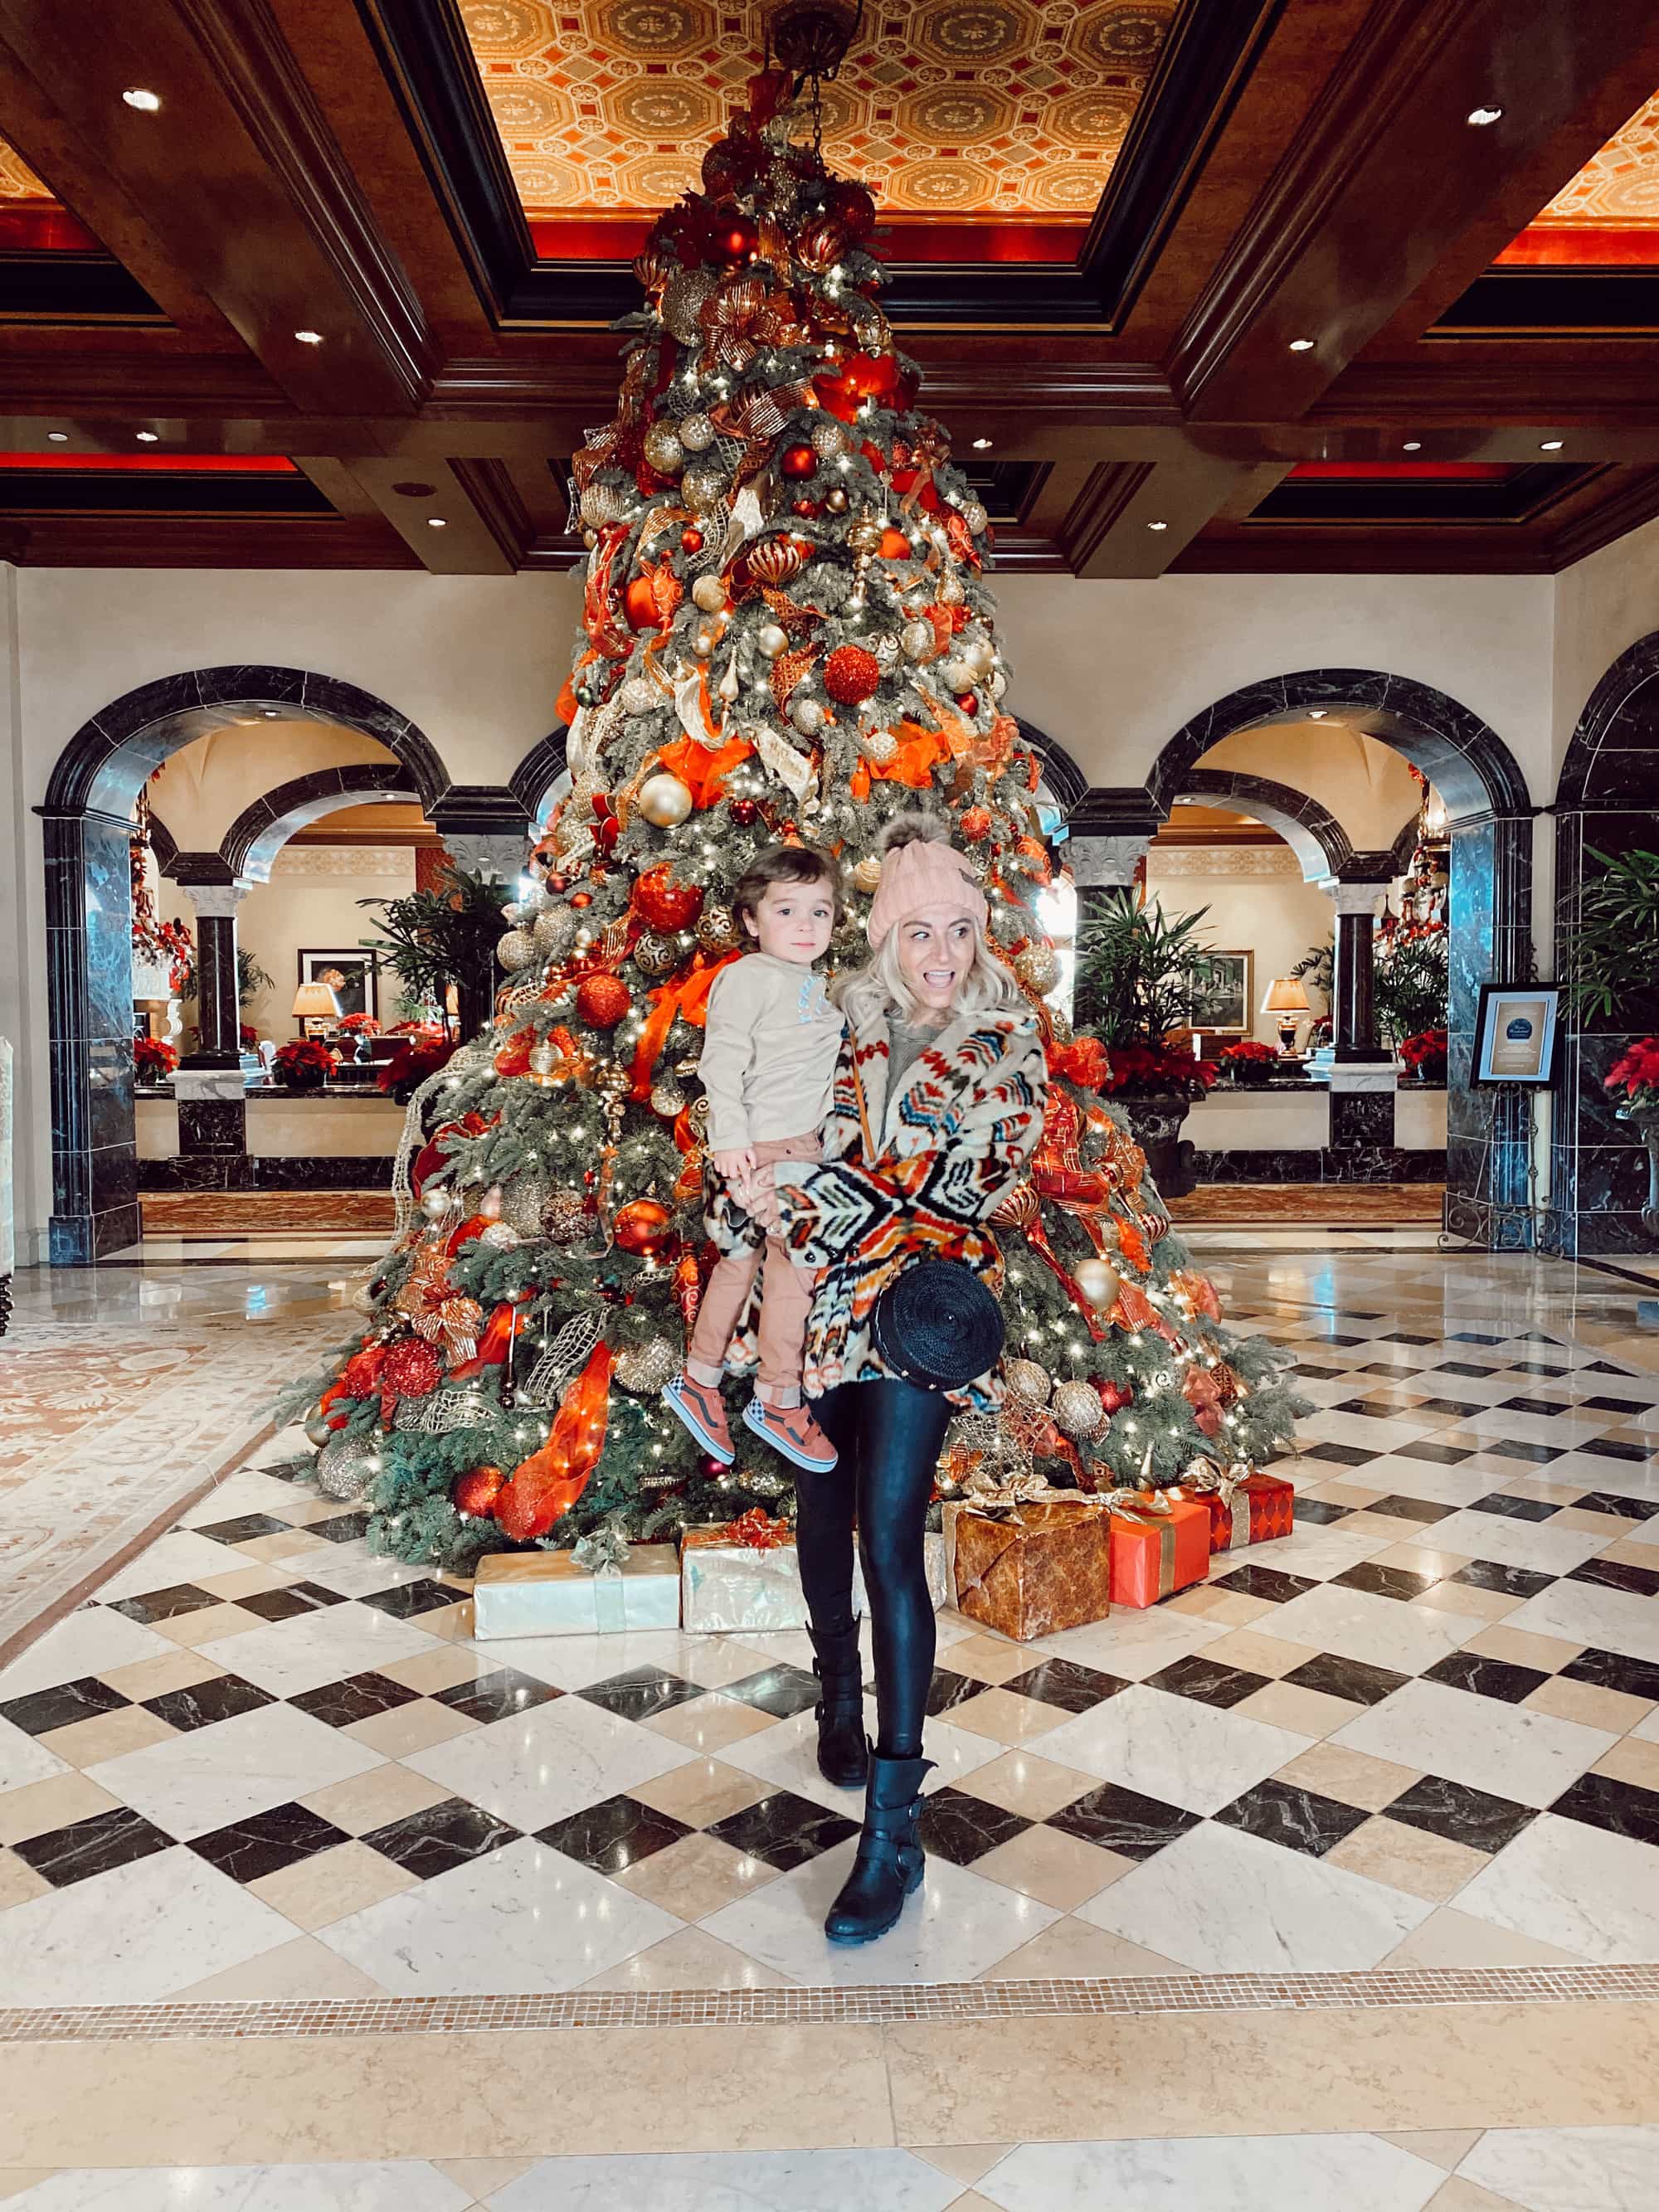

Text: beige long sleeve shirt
xmin=698 ymin=952 xmax=844 ymax=1152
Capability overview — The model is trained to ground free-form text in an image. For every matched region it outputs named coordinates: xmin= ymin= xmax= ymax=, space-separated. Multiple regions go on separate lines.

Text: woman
xmin=743 ymin=815 xmax=1048 ymax=1945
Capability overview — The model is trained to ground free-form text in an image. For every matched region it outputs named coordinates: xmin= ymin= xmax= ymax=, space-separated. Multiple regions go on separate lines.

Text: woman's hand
xmin=712 ymin=1145 xmax=757 ymax=1184
xmin=740 ymin=1169 xmax=784 ymax=1232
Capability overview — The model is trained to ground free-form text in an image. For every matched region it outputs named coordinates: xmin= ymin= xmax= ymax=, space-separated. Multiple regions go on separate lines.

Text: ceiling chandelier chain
xmin=764 ymin=1 xmax=865 ymax=126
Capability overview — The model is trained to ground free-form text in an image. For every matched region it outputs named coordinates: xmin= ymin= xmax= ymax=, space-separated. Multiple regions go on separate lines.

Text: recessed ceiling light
xmin=1288 ymin=337 xmax=1316 ymax=353
xmin=46 ymin=430 xmax=68 ymax=442
xmin=1146 ymin=519 xmax=1169 ymax=532
xmin=426 ymin=517 xmax=448 ymax=529
xmin=1310 ymin=708 xmax=1329 ymax=720
xmin=261 ymin=708 xmax=280 ymax=719
xmin=122 ymin=88 xmax=161 ymax=112
xmin=135 ymin=430 xmax=158 ymax=442
xmin=1467 ymin=105 xmax=1504 ymax=127
xmin=294 ymin=328 xmax=324 ymax=345
xmin=1540 ymin=438 xmax=1564 ymax=451
xmin=971 ymin=436 xmax=992 ymax=450
xmin=1403 ymin=440 xmax=1422 ymax=452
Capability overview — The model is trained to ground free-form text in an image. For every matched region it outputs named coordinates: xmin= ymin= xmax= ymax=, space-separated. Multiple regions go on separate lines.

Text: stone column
xmin=1325 ymin=881 xmax=1395 ymax=1155
xmin=174 ymin=882 xmax=251 ymax=1178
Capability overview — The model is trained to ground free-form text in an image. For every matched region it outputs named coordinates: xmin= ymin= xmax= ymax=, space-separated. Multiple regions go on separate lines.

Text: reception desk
xmin=136 ymin=1087 xmax=405 ymax=1184
xmin=1183 ymin=1077 xmax=1446 ymax=1184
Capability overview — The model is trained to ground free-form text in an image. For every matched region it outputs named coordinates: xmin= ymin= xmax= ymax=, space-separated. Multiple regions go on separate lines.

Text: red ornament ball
xmin=825 ymin=644 xmax=882 ymax=705
xmin=571 ymin=890 xmax=592 ymax=907
xmin=613 ymin=1197 xmax=674 ymax=1257
xmin=576 ymin=973 xmax=631 ymax=1029
xmin=1096 ymin=1378 xmax=1133 ymax=1415
xmin=382 ymin=1339 xmax=443 ymax=1399
xmin=961 ymin=807 xmax=991 ymax=842
xmin=680 ymin=527 xmax=703 ymax=552
xmin=340 ymin=1347 xmax=385 ymax=1399
xmin=878 ymin=526 xmax=912 ymax=561
xmin=828 ymin=180 xmax=877 ymax=241
xmin=955 ymin=692 xmax=980 ymax=716
xmin=698 ymin=1452 xmax=727 ymax=1480
xmin=453 ymin=1465 xmax=505 ymax=1519
xmin=728 ymin=799 xmax=758 ymax=827
xmin=633 ymin=863 xmax=704 ymax=932
xmin=712 ymin=212 xmax=757 ymax=260
xmin=781 ymin=442 xmax=817 ymax=480
xmin=791 ymin=498 xmax=821 ymax=518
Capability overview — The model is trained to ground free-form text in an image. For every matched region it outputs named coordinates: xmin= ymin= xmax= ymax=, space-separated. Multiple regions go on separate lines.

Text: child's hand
xmin=712 ymin=1145 xmax=757 ymax=1184
xmin=742 ymin=1172 xmax=783 ymax=1232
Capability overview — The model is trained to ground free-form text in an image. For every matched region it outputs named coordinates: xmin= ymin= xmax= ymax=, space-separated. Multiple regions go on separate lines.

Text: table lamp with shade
xmin=1262 ymin=975 xmax=1311 ymax=1053
xmin=291 ymin=980 xmax=340 ymax=1039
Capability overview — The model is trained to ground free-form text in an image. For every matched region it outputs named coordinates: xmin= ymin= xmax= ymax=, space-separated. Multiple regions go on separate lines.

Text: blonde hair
xmin=834 ymin=818 xmax=1022 ymax=1028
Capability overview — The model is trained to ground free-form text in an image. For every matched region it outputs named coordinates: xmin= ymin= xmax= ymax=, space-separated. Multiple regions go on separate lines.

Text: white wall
xmin=1145 ymin=848 xmax=1335 ymax=1044
xmin=1553 ymin=510 xmax=1659 ymax=785
xmin=237 ymin=847 xmax=416 ymax=1038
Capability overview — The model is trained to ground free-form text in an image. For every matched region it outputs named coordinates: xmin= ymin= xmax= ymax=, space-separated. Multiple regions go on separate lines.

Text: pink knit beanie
xmin=867 ymin=822 xmax=989 ymax=950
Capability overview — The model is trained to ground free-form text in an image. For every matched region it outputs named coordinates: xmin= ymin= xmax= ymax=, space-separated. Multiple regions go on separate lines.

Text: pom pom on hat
xmin=867 ymin=814 xmax=989 ymax=949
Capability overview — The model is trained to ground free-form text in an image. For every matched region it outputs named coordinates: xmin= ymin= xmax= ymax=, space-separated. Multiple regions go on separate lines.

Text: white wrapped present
xmin=472 ymin=1540 xmax=679 ymax=1640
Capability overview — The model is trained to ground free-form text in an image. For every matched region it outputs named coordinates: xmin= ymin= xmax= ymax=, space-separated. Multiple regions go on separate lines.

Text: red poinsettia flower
xmin=1223 ymin=1040 xmax=1278 ymax=1063
xmin=1400 ymin=1027 xmax=1449 ymax=1076
xmin=1606 ymin=1036 xmax=1659 ymax=1110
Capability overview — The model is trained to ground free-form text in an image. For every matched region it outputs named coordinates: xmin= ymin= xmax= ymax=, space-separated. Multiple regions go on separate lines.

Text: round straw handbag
xmin=869 ymin=1257 xmax=1005 ymax=1393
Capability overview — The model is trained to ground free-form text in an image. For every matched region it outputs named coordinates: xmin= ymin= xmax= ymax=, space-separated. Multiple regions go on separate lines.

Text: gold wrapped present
xmin=943 ymin=1495 xmax=1112 ymax=1642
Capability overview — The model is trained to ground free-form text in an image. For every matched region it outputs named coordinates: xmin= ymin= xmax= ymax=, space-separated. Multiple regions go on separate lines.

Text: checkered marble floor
xmin=2 ymin=1252 xmax=1658 ymax=2005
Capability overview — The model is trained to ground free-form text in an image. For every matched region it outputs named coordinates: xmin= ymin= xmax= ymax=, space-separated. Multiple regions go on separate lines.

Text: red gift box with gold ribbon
xmin=1175 ymin=1470 xmax=1295 ymax=1555
xmin=1106 ymin=1492 xmax=1210 ymax=1609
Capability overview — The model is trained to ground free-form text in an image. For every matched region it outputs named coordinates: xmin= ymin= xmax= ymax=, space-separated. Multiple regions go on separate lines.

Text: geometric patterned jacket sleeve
xmin=767 ymin=1004 xmax=1048 ymax=1411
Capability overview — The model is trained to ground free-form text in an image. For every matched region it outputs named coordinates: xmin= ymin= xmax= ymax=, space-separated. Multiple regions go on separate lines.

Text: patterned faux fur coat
xmin=714 ymin=1002 xmax=1047 ymax=1411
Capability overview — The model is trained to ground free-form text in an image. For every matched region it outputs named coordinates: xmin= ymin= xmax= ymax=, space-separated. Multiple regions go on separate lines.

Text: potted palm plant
xmin=1073 ymin=891 xmax=1220 ymax=1196
xmin=1568 ymin=846 xmax=1659 ymax=1242
xmin=358 ymin=863 xmax=509 ymax=1043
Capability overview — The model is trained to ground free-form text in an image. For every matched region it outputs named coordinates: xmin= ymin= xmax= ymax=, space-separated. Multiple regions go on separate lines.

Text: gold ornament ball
xmin=496 ymin=927 xmax=537 ymax=973
xmin=825 ymin=486 xmax=849 ymax=513
xmin=851 ymin=854 xmax=883 ymax=894
xmin=534 ymin=905 xmax=577 ymax=956
xmin=479 ymin=1221 xmax=520 ymax=1252
xmin=682 ymin=463 xmax=727 ymax=512
xmin=858 ymin=727 xmax=898 ymax=766
xmin=847 ymin=517 xmax=883 ymax=556
xmin=692 ymin=628 xmax=716 ymax=659
xmin=679 ymin=411 xmax=715 ymax=452
xmin=615 ymin=1338 xmax=680 ymax=1394
xmin=696 ymin=902 xmax=738 ymax=954
xmin=639 ymin=771 xmax=693 ymax=828
xmin=1048 ymin=1005 xmax=1074 ymax=1045
xmin=810 ymin=416 xmax=852 ymax=459
xmin=1005 ymin=1357 xmax=1052 ymax=1405
xmin=691 ymin=572 xmax=727 ymax=614
xmin=1074 ymin=1256 xmax=1122 ymax=1309
xmin=528 ymin=1040 xmax=557 ymax=1077
xmin=642 ymin=421 xmax=684 ymax=474
xmin=940 ymin=572 xmax=966 ymax=606
xmin=650 ymin=1079 xmax=688 ymax=1118
xmin=542 ymin=1189 xmax=586 ymax=1244
xmin=963 ymin=500 xmax=989 ymax=534
xmin=421 ymin=1187 xmax=453 ymax=1220
xmin=757 ymin=622 xmax=789 ymax=659
xmin=1053 ymin=1378 xmax=1108 ymax=1441
xmin=633 ymin=931 xmax=680 ymax=977
xmin=791 ymin=696 xmax=826 ymax=737
xmin=941 ymin=656 xmax=977 ymax=693
xmin=901 ymin=620 xmax=936 ymax=662
xmin=1015 ymin=943 xmax=1061 ymax=995
xmin=304 ymin=1407 xmax=335 ymax=1448
xmin=582 ymin=527 xmax=598 ymax=549
xmin=620 ymin=674 xmax=658 ymax=716
xmin=961 ymin=637 xmax=995 ymax=678
xmin=579 ymin=483 xmax=626 ymax=529
xmin=990 ymin=668 xmax=1008 ymax=698
xmin=687 ymin=1095 xmax=710 ymax=1139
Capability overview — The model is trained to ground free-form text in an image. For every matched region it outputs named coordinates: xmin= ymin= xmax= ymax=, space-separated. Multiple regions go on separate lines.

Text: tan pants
xmin=689 ymin=1130 xmax=823 ymax=1393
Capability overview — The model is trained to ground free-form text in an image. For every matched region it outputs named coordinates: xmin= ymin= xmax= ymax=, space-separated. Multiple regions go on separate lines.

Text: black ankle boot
xmin=825 ymin=1745 xmax=934 ymax=1946
xmin=808 ymin=1622 xmax=868 ymax=1788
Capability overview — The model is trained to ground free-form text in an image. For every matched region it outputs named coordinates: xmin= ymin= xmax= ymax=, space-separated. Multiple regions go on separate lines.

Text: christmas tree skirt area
xmin=1167 ymin=1184 xmax=1444 ymax=1225
xmin=140 ymin=1191 xmax=397 ymax=1238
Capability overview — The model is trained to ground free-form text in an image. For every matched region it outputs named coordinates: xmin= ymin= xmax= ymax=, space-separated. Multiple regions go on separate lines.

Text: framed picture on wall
xmin=1472 ymin=984 xmax=1563 ymax=1087
xmin=1190 ymin=950 xmax=1253 ymax=1036
xmin=298 ymin=949 xmax=381 ymax=1025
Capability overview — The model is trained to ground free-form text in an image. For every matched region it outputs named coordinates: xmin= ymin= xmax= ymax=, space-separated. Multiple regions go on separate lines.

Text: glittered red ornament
xmin=781 ymin=443 xmax=816 ymax=480
xmin=680 ymin=527 xmax=703 ymax=552
xmin=576 ymin=972 xmax=631 ymax=1028
xmin=728 ymin=799 xmax=758 ymax=826
xmin=612 ymin=1197 xmax=674 ymax=1257
xmin=382 ymin=1339 xmax=442 ymax=1399
xmin=961 ymin=807 xmax=991 ymax=841
xmin=633 ymin=864 xmax=704 ymax=932
xmin=340 ymin=1344 xmax=387 ymax=1399
xmin=453 ymin=1465 xmax=505 ymax=1519
xmin=825 ymin=644 xmax=881 ymax=705
xmin=1097 ymin=1378 xmax=1133 ymax=1415
xmin=791 ymin=497 xmax=821 ymax=518
xmin=827 ymin=179 xmax=877 ymax=241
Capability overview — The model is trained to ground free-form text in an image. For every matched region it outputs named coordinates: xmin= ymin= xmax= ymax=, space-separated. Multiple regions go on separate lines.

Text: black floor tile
xmin=1448 ymin=1333 xmax=1506 ymax=1346
xmin=1507 ymin=1362 xmax=1569 ymax=1378
xmin=1497 ymin=1398 xmax=1574 ymax=1418
xmin=707 ymin=1788 xmax=859 ymax=1871
xmin=1568 ymin=1557 xmax=1659 ymax=1600
xmin=1293 ymin=1364 xmax=1351 ymax=1382
xmin=1147 ymin=1655 xmax=1272 ymax=1710
xmin=290 ymin=1671 xmax=423 ymax=1728
xmin=923 ymin=1667 xmax=987 ymax=1719
xmin=304 ymin=1511 xmax=374 ymax=1544
xmin=1001 ymin=1659 xmax=1130 ymax=1714
xmin=1389 ymin=1441 xmax=1475 ymax=1466
xmin=192 ymin=1514 xmax=294 ymax=1544
xmin=538 ymin=1792 xmax=693 ymax=1875
xmin=1413 ymin=1398 xmax=1482 ymax=1420
xmin=1423 ymin=1650 xmax=1550 ymax=1704
xmin=1212 ymin=1563 xmax=1318 ymax=1603
xmin=1369 ymin=1495 xmax=1456 ymax=1524
xmin=718 ymin=1664 xmax=822 ymax=1720
xmin=1283 ymin=1651 xmax=1408 ymax=1707
xmin=1045 ymin=1782 xmax=1202 ymax=1861
xmin=1383 ymin=1774 xmax=1537 ymax=1855
xmin=363 ymin=1797 xmax=520 ymax=1879
xmin=1467 ymin=1492 xmax=1559 ymax=1524
xmin=189 ymin=1802 xmax=352 ymax=1884
xmin=1380 ymin=1332 xmax=1438 ymax=1346
xmin=142 ymin=1674 xmax=275 ymax=1733
xmin=0 ymin=1675 xmax=129 ymax=1738
xmin=106 ymin=1583 xmax=221 ymax=1625
xmin=1576 ymin=1437 xmax=1657 ymax=1465
xmin=1576 ymin=1492 xmax=1659 ymax=1522
xmin=580 ymin=1666 xmax=707 ymax=1724
xmin=236 ymin=1582 xmax=348 ymax=1622
xmin=1435 ymin=1362 xmax=1501 ymax=1378
xmin=1548 ymin=1770 xmax=1659 ymax=1849
xmin=1301 ymin=1443 xmax=1382 ymax=1469
xmin=1559 ymin=1646 xmax=1659 ymax=1702
xmin=1214 ymin=1778 xmax=1371 ymax=1858
xmin=1580 ymin=1395 xmax=1653 ymax=1416
xmin=1490 ymin=1439 xmax=1566 ymax=1466
xmin=358 ymin=1579 xmax=465 ymax=1620
xmin=436 ymin=1669 xmax=562 ymax=1724
xmin=1451 ymin=1558 xmax=1557 ymax=1601
xmin=1331 ymin=1561 xmax=1442 ymax=1602
xmin=13 ymin=1805 xmax=174 ymax=1887
xmin=1292 ymin=1497 xmax=1354 ymax=1525
xmin=1332 ymin=1398 xmax=1423 ymax=1420
xmin=916 ymin=1786 xmax=1031 ymax=1866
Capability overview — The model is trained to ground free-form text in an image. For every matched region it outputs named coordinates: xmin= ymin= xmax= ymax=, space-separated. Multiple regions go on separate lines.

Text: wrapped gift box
xmin=943 ymin=1497 xmax=1112 ymax=1642
xmin=1180 ymin=1471 xmax=1295 ymax=1555
xmin=680 ymin=1516 xmax=951 ymax=1635
xmin=472 ymin=1544 xmax=679 ymax=1639
xmin=1107 ymin=1493 xmax=1210 ymax=1609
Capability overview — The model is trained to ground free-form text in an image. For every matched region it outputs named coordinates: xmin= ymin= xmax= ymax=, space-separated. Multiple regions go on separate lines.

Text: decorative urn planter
xmin=1118 ymin=1092 xmax=1198 ymax=1198
xmin=1625 ymin=1106 xmax=1659 ymax=1239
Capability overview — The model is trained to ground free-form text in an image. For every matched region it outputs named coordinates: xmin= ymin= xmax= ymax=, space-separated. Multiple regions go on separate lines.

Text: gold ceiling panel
xmin=1538 ymin=88 xmax=1659 ymax=228
xmin=460 ymin=1 xmax=1182 ymax=217
xmin=0 ymin=133 xmax=51 ymax=201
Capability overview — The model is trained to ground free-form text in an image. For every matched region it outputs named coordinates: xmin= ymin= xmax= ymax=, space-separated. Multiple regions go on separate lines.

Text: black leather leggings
xmin=797 ymin=1379 xmax=952 ymax=1759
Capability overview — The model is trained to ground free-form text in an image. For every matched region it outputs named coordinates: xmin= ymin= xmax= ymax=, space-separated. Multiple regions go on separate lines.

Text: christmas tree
xmin=282 ymin=66 xmax=1306 ymax=1571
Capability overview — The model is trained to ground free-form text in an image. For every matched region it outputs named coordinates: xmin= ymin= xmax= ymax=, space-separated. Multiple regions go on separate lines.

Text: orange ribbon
xmin=718 ymin=1506 xmax=791 ymax=1551
xmin=657 ymin=729 xmax=754 ymax=809
xmin=496 ymin=1342 xmax=615 ymax=1542
xmin=629 ymin=947 xmax=742 ymax=1099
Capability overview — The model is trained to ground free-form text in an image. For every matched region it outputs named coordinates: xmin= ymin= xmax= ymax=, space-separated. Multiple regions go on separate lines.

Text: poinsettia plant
xmin=133 ymin=1036 xmax=178 ymax=1082
xmin=1399 ymin=1027 xmax=1448 ymax=1080
xmin=337 ymin=1012 xmax=381 ymax=1035
xmin=1222 ymin=1038 xmax=1278 ymax=1087
xmin=273 ymin=1038 xmax=336 ymax=1088
xmin=1102 ymin=1042 xmax=1218 ymax=1099
xmin=377 ymin=1033 xmax=457 ymax=1105
xmin=1605 ymin=1036 xmax=1659 ymax=1114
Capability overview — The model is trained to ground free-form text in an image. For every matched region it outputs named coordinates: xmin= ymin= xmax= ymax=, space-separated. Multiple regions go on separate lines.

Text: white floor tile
xmin=402 ymin=1693 xmax=693 ymax=1830
xmin=182 ymin=1471 xmax=322 ymax=1526
xmin=718 ymin=1704 xmax=1000 ymax=1816
xmin=463 ymin=1629 xmax=749 ymax=1692
xmin=1418 ymin=1510 xmax=1615 ymax=1575
xmin=1453 ymin=1813 xmax=1659 ymax=1961
xmin=1037 ymin=1685 xmax=1311 ymax=1815
xmin=0 ymin=1845 xmax=293 ymax=2005
xmin=1024 ymin=1608 xmax=1229 ymax=1681
xmin=1080 ymin=1819 xmax=1432 ymax=1971
xmin=975 ymin=2133 xmax=1445 ymax=2212
xmin=0 ymin=1716 xmax=70 ymax=1791
xmin=9 ymin=2166 xmax=474 ymax=2211
xmin=1331 ymin=1678 xmax=1617 ymax=1808
xmin=1506 ymin=1578 xmax=1659 ymax=1666
xmin=86 ymin=1699 xmax=383 ymax=1839
xmin=1457 ymin=2126 xmax=1659 ymax=2211
xmin=0 ymin=1607 xmax=176 ymax=1699
xmin=1262 ymin=1582 xmax=1486 ymax=1675
xmin=1359 ymin=1465 xmax=1515 ymax=1509
xmin=487 ymin=2148 xmax=963 ymax=2211
xmin=318 ymin=1836 xmax=679 ymax=1995
xmin=700 ymin=1835 xmax=1057 ymax=1986
xmin=95 ymin=1530 xmax=256 ymax=1601
xmin=197 ymin=1604 xmax=443 ymax=1698
xmin=296 ymin=1549 xmax=434 ymax=1600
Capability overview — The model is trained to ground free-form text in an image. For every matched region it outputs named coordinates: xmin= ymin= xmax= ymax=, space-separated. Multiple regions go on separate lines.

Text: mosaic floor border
xmin=6 ymin=1963 xmax=1657 ymax=2043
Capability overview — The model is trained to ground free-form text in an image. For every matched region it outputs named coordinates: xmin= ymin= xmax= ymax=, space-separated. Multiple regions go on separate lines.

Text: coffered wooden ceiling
xmin=2 ymin=0 xmax=1659 ymax=577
